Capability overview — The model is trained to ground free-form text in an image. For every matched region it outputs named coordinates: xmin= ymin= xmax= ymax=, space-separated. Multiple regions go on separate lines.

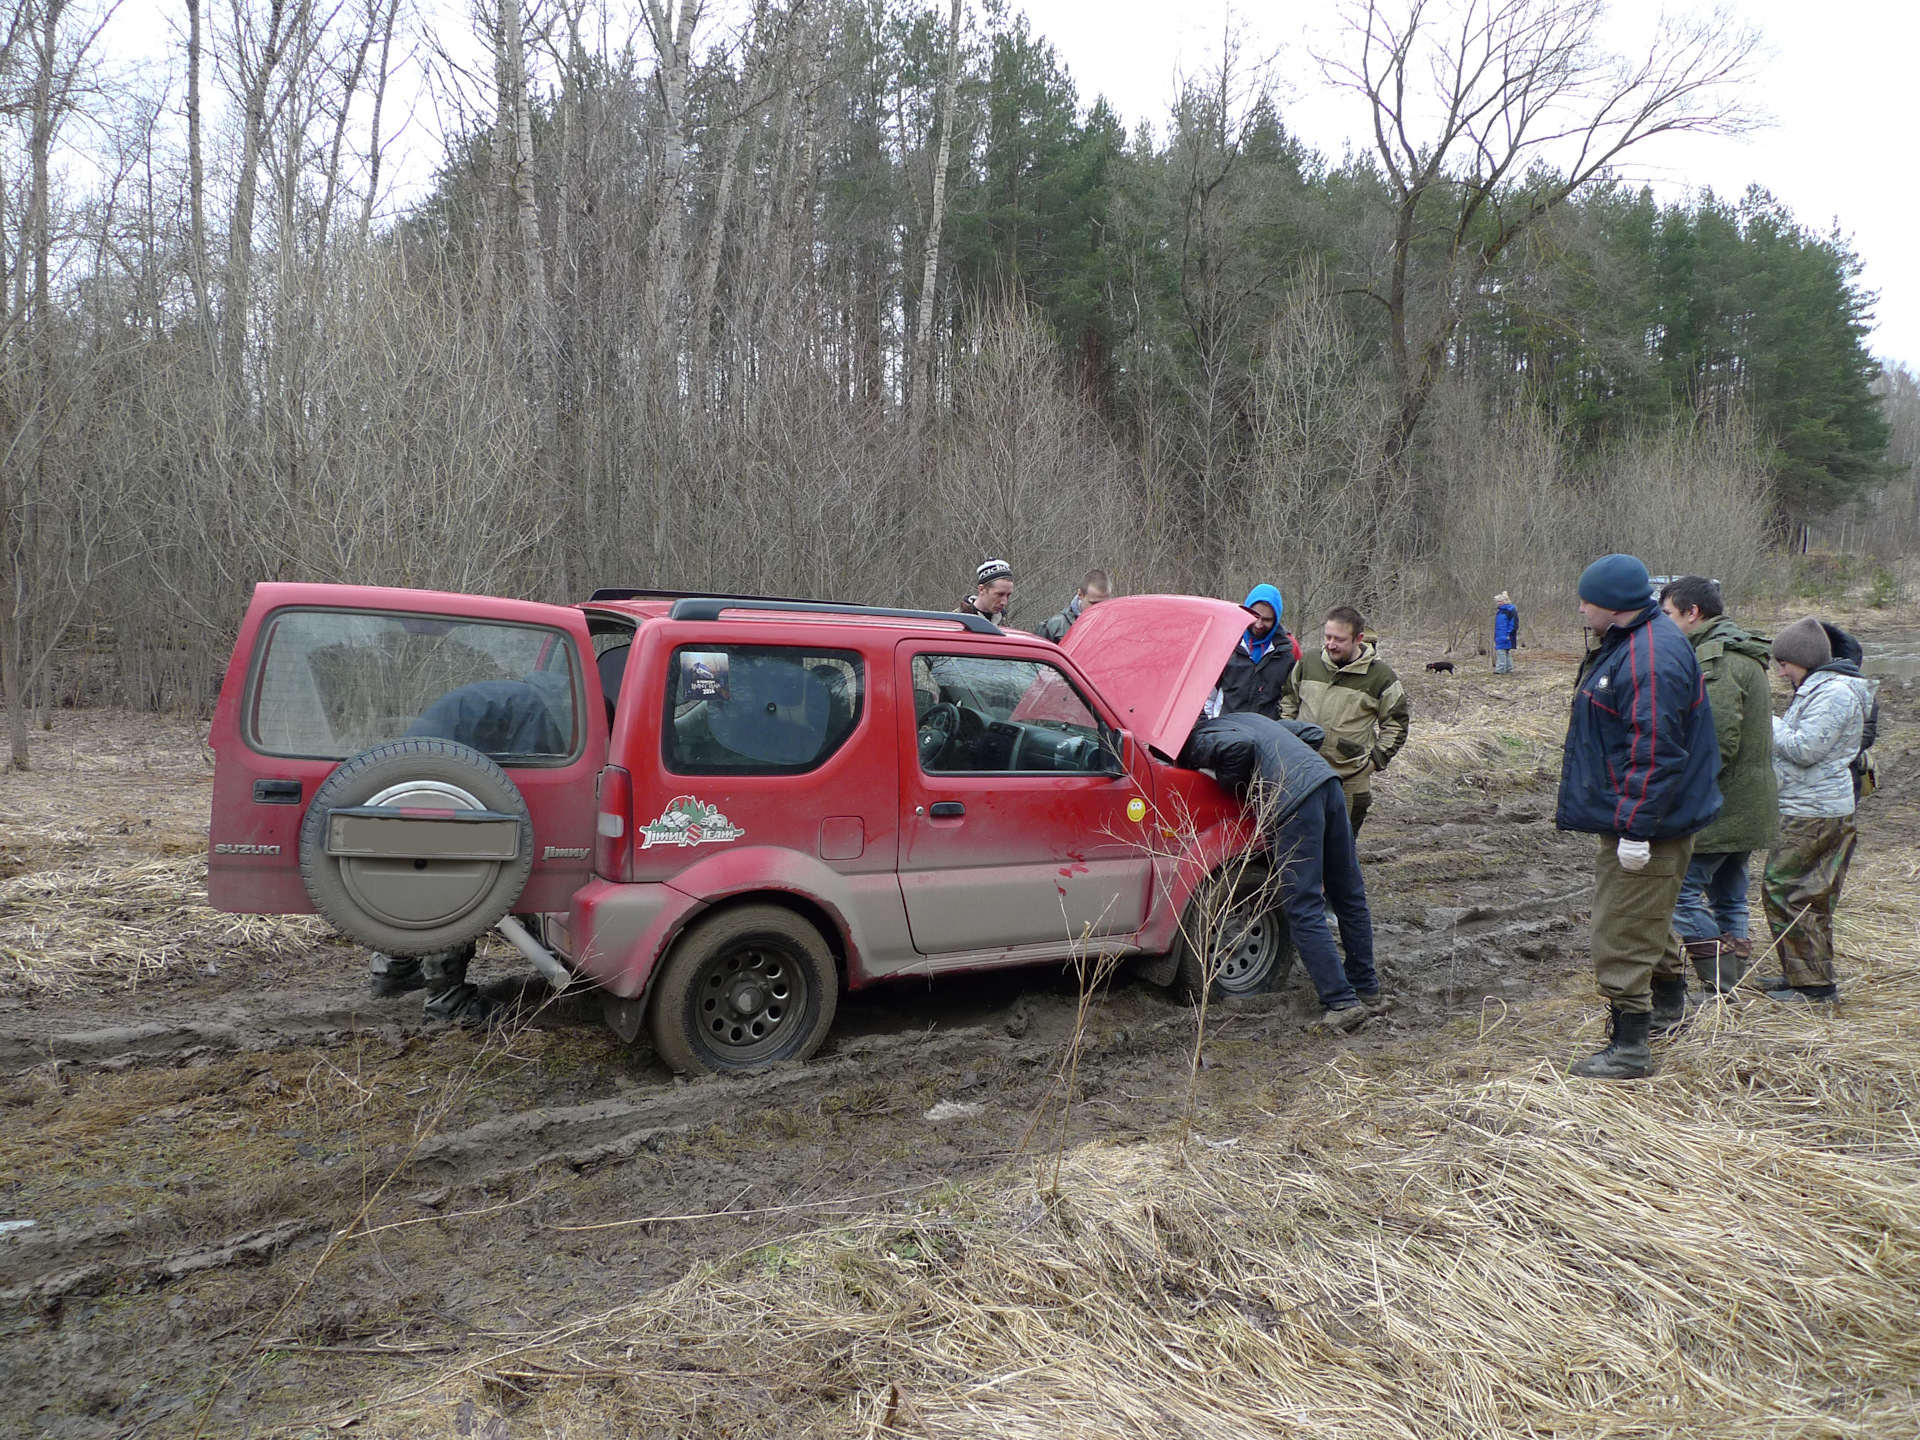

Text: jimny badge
xmin=640 ymin=796 xmax=747 ymax=850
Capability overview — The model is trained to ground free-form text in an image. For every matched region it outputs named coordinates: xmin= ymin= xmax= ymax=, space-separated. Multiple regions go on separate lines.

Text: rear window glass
xmin=666 ymin=646 xmax=863 ymax=775
xmin=249 ymin=609 xmax=580 ymax=766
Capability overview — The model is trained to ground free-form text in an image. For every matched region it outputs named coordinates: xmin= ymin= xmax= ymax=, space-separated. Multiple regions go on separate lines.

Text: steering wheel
xmin=917 ymin=702 xmax=962 ymax=768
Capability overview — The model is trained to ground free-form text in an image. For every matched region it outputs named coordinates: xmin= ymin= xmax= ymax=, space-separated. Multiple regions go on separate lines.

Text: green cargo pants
xmin=1763 ymin=815 xmax=1857 ymax=989
xmin=1340 ymin=771 xmax=1373 ymax=838
xmin=1590 ymin=834 xmax=1692 ymax=1013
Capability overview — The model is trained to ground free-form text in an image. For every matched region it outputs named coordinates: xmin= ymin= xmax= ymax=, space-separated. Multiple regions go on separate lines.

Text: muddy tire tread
xmin=647 ymin=904 xmax=839 ymax=1075
xmin=1170 ymin=862 xmax=1295 ymax=1003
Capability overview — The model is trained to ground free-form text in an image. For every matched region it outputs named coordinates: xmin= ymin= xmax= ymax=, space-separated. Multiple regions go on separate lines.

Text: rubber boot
xmin=1648 ymin=978 xmax=1689 ymax=1038
xmin=1725 ymin=936 xmax=1753 ymax=989
xmin=1570 ymin=1006 xmax=1652 ymax=1080
xmin=419 ymin=943 xmax=495 ymax=1027
xmin=368 ymin=951 xmax=426 ymax=998
xmin=1684 ymin=937 xmax=1735 ymax=995
xmin=1764 ymin=982 xmax=1839 ymax=1006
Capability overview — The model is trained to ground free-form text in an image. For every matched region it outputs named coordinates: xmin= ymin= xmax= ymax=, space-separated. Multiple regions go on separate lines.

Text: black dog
xmin=1425 ymin=660 xmax=1456 ymax=675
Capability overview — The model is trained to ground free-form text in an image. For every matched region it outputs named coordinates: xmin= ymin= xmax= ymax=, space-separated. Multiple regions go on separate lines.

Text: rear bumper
xmin=566 ymin=879 xmax=708 ymax=998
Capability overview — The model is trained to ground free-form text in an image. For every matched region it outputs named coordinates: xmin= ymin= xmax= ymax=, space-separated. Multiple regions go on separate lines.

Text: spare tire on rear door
xmin=297 ymin=738 xmax=535 ymax=956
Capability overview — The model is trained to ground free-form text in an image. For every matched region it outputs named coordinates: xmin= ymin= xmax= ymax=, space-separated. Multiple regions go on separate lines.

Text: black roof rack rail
xmin=587 ymin=586 xmax=822 ymax=605
xmin=667 ymin=597 xmax=1003 ymax=636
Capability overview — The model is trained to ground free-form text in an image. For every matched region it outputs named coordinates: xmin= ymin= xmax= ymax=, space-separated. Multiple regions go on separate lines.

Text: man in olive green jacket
xmin=1279 ymin=606 xmax=1410 ymax=836
xmin=1659 ymin=578 xmax=1778 ymax=998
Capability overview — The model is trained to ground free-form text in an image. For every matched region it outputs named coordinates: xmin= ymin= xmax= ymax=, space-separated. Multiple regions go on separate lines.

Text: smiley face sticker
xmin=1126 ymin=798 xmax=1147 ymax=824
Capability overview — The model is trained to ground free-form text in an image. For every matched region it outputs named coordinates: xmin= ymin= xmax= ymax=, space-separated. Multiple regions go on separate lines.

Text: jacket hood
xmin=1240 ymin=584 xmax=1285 ymax=664
xmin=1811 ymin=656 xmax=1863 ymax=680
xmin=1061 ymin=595 xmax=1252 ymax=761
xmin=1325 ymin=641 xmax=1376 ymax=672
xmin=1242 ymin=583 xmax=1283 ymax=620
xmin=1819 ymin=621 xmax=1864 ymax=667
xmin=1693 ymin=614 xmax=1771 ymax=665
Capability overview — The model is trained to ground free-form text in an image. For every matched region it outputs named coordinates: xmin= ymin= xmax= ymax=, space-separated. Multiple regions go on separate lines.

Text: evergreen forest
xmin=0 ymin=0 xmax=1903 ymax=759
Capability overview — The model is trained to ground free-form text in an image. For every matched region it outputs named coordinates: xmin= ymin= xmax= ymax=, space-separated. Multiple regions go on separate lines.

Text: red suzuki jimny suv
xmin=210 ymin=586 xmax=1291 ymax=1073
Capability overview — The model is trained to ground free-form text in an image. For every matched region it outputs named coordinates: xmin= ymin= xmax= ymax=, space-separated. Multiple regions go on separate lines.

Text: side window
xmin=665 ymin=645 xmax=863 ymax=775
xmin=913 ymin=654 xmax=1107 ymax=774
xmin=249 ymin=610 xmax=580 ymax=766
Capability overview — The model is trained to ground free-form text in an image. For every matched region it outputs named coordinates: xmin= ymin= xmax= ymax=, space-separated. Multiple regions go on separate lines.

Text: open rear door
xmin=208 ymin=584 xmax=607 ymax=928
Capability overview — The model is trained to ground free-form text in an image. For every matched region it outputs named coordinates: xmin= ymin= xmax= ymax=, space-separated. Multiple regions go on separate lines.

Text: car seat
xmin=596 ymin=644 xmax=630 ymax=726
xmin=810 ymin=663 xmax=857 ymax=749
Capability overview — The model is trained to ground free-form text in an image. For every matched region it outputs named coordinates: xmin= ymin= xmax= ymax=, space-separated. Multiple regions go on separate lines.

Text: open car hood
xmin=1060 ymin=595 xmax=1249 ymax=762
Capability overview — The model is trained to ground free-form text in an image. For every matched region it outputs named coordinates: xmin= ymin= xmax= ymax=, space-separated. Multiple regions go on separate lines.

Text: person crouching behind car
xmin=1762 ymin=616 xmax=1873 ymax=1005
xmin=958 ymin=559 xmax=1015 ymax=624
xmin=1181 ymin=682 xmax=1384 ymax=1032
xmin=369 ymin=944 xmax=493 ymax=1026
xmin=1557 ymin=554 xmax=1721 ymax=1080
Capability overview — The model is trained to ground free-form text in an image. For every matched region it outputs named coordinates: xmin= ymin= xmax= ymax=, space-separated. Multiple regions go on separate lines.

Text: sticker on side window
xmin=640 ymin=796 xmax=747 ymax=850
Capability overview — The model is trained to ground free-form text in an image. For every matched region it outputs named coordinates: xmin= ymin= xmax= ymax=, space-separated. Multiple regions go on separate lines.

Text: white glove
xmin=1617 ymin=838 xmax=1651 ymax=872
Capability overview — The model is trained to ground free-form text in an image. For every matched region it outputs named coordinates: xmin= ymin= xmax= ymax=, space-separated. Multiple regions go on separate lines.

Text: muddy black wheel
xmin=1172 ymin=864 xmax=1296 ymax=1001
xmin=647 ymin=905 xmax=839 ymax=1075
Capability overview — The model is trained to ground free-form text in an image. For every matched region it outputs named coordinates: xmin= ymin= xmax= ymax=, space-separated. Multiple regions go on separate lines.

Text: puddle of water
xmin=1860 ymin=628 xmax=1920 ymax=685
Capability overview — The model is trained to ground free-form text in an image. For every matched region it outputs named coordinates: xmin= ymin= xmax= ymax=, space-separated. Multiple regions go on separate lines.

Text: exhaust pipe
xmin=496 ymin=914 xmax=575 ymax=992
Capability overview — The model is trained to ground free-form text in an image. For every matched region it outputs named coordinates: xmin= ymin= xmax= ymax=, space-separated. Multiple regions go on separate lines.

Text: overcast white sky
xmin=104 ymin=0 xmax=1916 ymax=372
xmin=1020 ymin=0 xmax=1919 ymax=374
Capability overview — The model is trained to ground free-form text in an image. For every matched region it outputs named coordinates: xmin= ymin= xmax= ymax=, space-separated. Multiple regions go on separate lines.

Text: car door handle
xmin=253 ymin=779 xmax=303 ymax=805
xmin=929 ymin=801 xmax=965 ymax=818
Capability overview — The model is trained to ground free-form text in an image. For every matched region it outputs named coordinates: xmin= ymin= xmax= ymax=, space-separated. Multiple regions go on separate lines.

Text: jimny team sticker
xmin=640 ymin=796 xmax=747 ymax=850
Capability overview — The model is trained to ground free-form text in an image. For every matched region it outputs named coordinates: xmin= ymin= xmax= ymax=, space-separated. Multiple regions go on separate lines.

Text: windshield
xmin=249 ymin=609 xmax=580 ymax=765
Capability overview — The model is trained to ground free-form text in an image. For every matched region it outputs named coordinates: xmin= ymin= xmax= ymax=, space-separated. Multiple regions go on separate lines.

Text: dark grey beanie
xmin=1772 ymin=615 xmax=1832 ymax=671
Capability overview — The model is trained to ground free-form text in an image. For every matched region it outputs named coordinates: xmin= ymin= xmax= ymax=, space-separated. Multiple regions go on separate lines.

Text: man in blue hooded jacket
xmin=1218 ymin=584 xmax=1298 ymax=720
xmin=1557 ymin=553 xmax=1722 ymax=1080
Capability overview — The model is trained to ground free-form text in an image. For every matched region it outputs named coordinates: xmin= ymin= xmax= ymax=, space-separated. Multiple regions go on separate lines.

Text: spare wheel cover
xmin=297 ymin=738 xmax=535 ymax=956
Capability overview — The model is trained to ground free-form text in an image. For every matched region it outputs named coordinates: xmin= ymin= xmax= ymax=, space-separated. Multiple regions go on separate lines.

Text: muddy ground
xmin=2 ymin=633 xmax=1916 ymax=1438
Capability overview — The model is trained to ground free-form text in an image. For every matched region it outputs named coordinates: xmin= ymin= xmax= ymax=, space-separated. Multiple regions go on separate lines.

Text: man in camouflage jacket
xmin=1279 ymin=606 xmax=1410 ymax=837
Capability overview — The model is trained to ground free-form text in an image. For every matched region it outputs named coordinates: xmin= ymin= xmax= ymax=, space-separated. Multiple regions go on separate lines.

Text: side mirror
xmin=1099 ymin=725 xmax=1129 ymax=776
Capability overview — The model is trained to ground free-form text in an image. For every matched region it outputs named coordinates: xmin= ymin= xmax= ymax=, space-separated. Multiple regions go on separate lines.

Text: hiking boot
xmin=1684 ymin=937 xmax=1740 ymax=995
xmin=1648 ymin=978 xmax=1689 ymax=1039
xmin=1569 ymin=1006 xmax=1651 ymax=1080
xmin=368 ymin=951 xmax=426 ymax=998
xmin=1309 ymin=1003 xmax=1369 ymax=1035
xmin=423 ymin=982 xmax=497 ymax=1028
xmin=1764 ymin=983 xmax=1838 ymax=1006
xmin=1354 ymin=990 xmax=1392 ymax=1016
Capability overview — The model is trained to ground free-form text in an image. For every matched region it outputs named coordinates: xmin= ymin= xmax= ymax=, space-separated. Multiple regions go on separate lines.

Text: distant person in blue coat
xmin=1493 ymin=592 xmax=1519 ymax=673
xmin=1556 ymin=554 xmax=1722 ymax=1081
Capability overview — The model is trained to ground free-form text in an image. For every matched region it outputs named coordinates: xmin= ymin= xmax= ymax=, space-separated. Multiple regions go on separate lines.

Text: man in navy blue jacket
xmin=1557 ymin=554 xmax=1722 ymax=1079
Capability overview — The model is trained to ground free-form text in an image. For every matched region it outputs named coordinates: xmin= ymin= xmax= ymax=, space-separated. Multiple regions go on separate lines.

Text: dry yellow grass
xmin=316 ymin=850 xmax=1920 ymax=1439
xmin=0 ymin=855 xmax=336 ymax=995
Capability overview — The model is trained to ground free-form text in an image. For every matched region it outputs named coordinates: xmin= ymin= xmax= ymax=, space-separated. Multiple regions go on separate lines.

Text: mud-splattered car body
xmin=209 ymin=586 xmax=1269 ymax=1070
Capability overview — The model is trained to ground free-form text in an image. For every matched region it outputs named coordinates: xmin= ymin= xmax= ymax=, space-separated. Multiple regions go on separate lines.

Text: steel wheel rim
xmin=1211 ymin=896 xmax=1280 ymax=994
xmin=693 ymin=939 xmax=810 ymax=1064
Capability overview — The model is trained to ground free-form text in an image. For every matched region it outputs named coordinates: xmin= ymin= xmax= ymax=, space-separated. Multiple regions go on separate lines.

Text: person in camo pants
xmin=369 ymin=945 xmax=494 ymax=1025
xmin=1762 ymin=616 xmax=1873 ymax=1005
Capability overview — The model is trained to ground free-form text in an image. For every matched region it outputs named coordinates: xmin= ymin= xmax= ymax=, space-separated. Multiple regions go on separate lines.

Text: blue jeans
xmin=1673 ymin=850 xmax=1751 ymax=941
xmin=1494 ymin=648 xmax=1513 ymax=673
xmin=1273 ymin=781 xmax=1377 ymax=1008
